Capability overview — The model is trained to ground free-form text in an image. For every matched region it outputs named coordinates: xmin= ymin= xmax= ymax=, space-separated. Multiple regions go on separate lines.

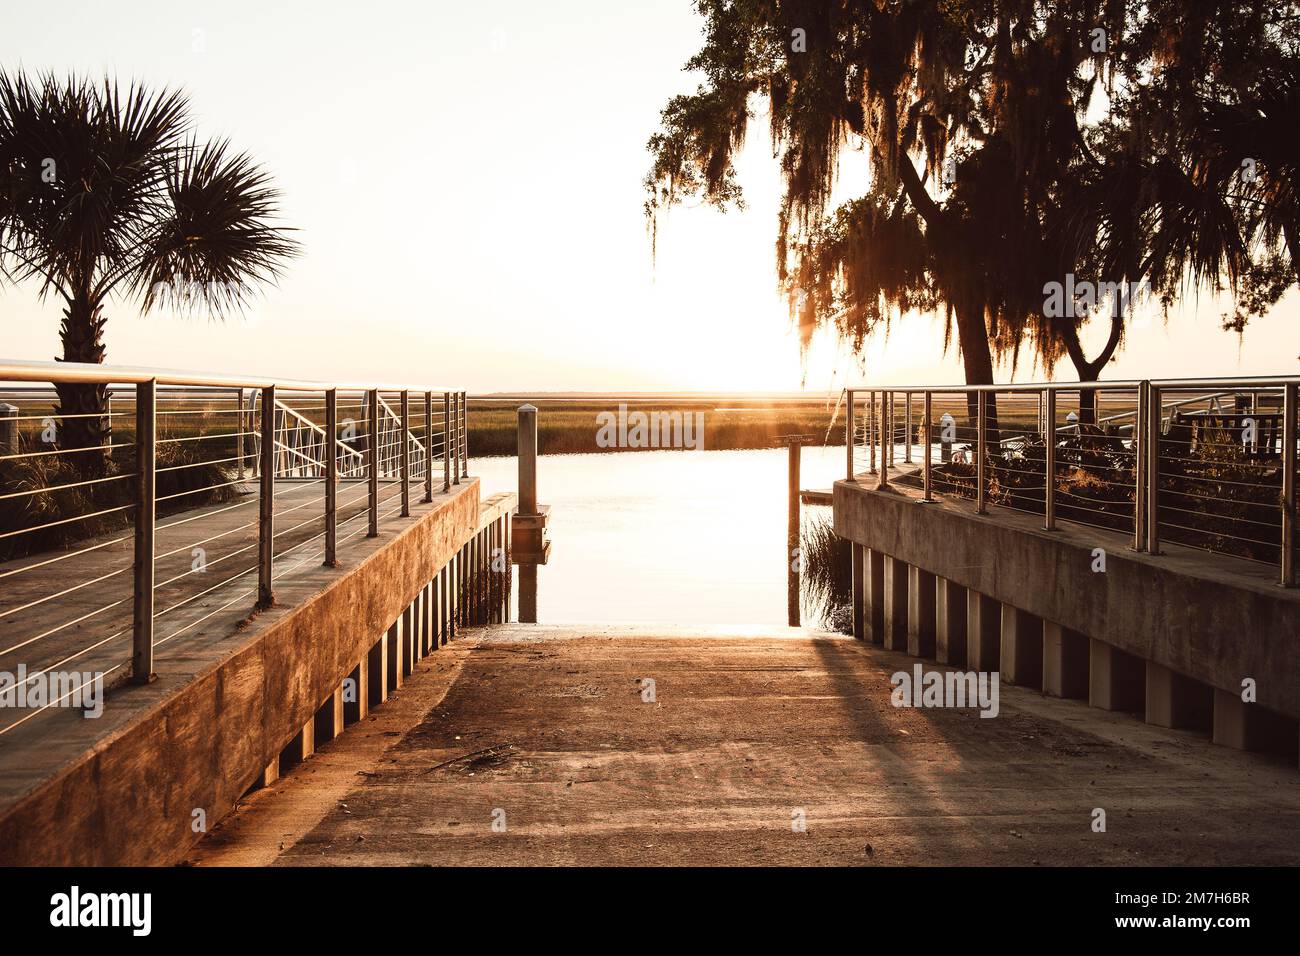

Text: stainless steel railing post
xmin=868 ymin=390 xmax=877 ymax=474
xmin=922 ymin=390 xmax=933 ymax=502
xmin=976 ymin=390 xmax=988 ymax=515
xmin=1044 ymin=388 xmax=1056 ymax=530
xmin=460 ymin=391 xmax=469 ymax=478
xmin=1146 ymin=384 xmax=1162 ymax=555
xmin=132 ymin=378 xmax=157 ymax=683
xmin=886 ymin=392 xmax=894 ymax=469
xmin=325 ymin=388 xmax=338 ymax=566
xmin=904 ymin=391 xmax=913 ymax=463
xmin=367 ymin=388 xmax=379 ymax=537
xmin=257 ymin=384 xmax=276 ymax=608
xmin=1134 ymin=382 xmax=1148 ymax=551
xmin=1282 ymin=382 xmax=1296 ymax=586
xmin=443 ymin=391 xmax=452 ymax=491
xmin=877 ymin=390 xmax=889 ymax=490
xmin=845 ymin=388 xmax=855 ymax=481
xmin=400 ymin=389 xmax=411 ymax=518
xmin=423 ymin=390 xmax=434 ymax=503
xmin=452 ymin=392 xmax=461 ymax=486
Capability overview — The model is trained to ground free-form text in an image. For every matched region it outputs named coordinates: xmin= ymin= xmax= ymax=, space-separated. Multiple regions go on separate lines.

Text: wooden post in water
xmin=780 ymin=434 xmax=813 ymax=628
xmin=513 ymin=404 xmax=550 ymax=624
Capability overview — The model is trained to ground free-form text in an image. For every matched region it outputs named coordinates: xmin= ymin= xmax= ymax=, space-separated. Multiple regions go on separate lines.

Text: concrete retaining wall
xmin=0 ymin=481 xmax=513 ymax=866
xmin=834 ymin=479 xmax=1300 ymax=758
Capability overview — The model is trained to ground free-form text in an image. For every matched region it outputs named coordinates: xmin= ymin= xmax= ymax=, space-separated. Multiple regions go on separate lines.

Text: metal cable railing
xmin=845 ymin=376 xmax=1298 ymax=586
xmin=0 ymin=361 xmax=470 ymax=738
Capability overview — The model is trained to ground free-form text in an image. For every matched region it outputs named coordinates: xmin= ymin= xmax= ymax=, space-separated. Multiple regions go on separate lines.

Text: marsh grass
xmin=467 ymin=403 xmax=845 ymax=456
xmin=0 ymin=438 xmax=241 ymax=561
xmin=800 ymin=507 xmax=852 ymax=633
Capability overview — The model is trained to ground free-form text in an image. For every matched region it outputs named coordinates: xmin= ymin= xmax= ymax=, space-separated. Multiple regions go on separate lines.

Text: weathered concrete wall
xmin=833 ymin=480 xmax=1300 ymax=721
xmin=0 ymin=481 xmax=507 ymax=866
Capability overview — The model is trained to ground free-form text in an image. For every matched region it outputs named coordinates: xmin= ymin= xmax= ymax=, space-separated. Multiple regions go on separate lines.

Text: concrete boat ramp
xmin=191 ymin=624 xmax=1300 ymax=867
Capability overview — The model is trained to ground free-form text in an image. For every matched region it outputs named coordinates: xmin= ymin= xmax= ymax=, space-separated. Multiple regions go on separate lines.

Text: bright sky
xmin=1 ymin=0 xmax=1296 ymax=392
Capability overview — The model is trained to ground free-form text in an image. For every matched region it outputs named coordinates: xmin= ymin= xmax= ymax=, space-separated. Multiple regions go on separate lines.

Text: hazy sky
xmin=1 ymin=1 xmax=1296 ymax=392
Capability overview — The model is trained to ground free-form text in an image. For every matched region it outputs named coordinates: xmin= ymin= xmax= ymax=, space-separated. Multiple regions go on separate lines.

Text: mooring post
xmin=779 ymin=434 xmax=813 ymax=628
xmin=512 ymin=404 xmax=550 ymax=624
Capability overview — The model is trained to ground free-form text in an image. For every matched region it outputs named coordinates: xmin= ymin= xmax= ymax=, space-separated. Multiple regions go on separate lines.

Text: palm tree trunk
xmin=54 ymin=295 xmax=111 ymax=474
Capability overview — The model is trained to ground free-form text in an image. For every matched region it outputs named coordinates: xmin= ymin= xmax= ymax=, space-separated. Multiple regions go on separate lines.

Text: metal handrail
xmin=846 ymin=377 xmax=1298 ymax=587
xmin=0 ymin=358 xmax=457 ymax=395
xmin=0 ymin=359 xmax=470 ymax=725
xmin=844 ymin=375 xmax=1300 ymax=393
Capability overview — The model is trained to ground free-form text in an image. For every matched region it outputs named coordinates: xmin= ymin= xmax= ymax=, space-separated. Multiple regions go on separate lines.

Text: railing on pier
xmin=844 ymin=377 xmax=1298 ymax=586
xmin=0 ymin=359 xmax=471 ymax=736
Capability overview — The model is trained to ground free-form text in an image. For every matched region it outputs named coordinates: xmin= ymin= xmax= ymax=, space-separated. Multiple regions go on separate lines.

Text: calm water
xmin=473 ymin=446 xmax=845 ymax=627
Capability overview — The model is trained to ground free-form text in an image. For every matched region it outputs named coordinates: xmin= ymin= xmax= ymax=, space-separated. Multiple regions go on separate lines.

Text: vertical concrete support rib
xmin=882 ymin=556 xmax=909 ymax=651
xmin=368 ymin=636 xmax=388 ymax=707
xmin=1089 ymin=639 xmax=1144 ymax=712
xmin=423 ymin=582 xmax=434 ymax=655
xmin=1145 ymin=662 xmax=1213 ymax=731
xmin=440 ymin=566 xmax=450 ymax=645
xmin=865 ymin=548 xmax=885 ymax=644
xmin=259 ymin=759 xmax=279 ymax=789
xmin=1213 ymin=690 xmax=1260 ymax=750
xmin=966 ymin=590 xmax=1001 ymax=673
xmin=344 ymin=662 xmax=368 ymax=724
xmin=281 ymin=720 xmax=315 ymax=772
xmin=907 ymin=565 xmax=936 ymax=658
xmin=314 ymin=687 xmax=345 ymax=745
xmin=1000 ymin=606 xmax=1043 ymax=687
xmin=1042 ymin=622 xmax=1089 ymax=699
xmin=851 ymin=543 xmax=865 ymax=640
xmin=386 ymin=620 xmax=403 ymax=691
xmin=402 ymin=604 xmax=415 ymax=676
xmin=935 ymin=578 xmax=967 ymax=667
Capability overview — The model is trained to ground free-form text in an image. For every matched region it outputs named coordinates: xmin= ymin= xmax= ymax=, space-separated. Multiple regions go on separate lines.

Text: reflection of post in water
xmin=511 ymin=404 xmax=550 ymax=623
xmin=779 ymin=434 xmax=814 ymax=628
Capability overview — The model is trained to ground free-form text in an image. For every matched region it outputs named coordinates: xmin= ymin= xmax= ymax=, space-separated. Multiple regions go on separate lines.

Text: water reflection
xmin=473 ymin=446 xmax=845 ymax=627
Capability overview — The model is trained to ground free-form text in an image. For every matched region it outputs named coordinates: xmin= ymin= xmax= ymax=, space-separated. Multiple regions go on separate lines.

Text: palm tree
xmin=0 ymin=71 xmax=298 ymax=471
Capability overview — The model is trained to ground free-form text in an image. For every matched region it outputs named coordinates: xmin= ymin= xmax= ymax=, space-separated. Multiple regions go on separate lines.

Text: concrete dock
xmin=191 ymin=624 xmax=1300 ymax=866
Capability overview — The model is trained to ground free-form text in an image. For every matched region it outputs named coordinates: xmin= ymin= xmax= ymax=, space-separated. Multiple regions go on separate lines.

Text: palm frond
xmin=133 ymin=137 xmax=299 ymax=315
